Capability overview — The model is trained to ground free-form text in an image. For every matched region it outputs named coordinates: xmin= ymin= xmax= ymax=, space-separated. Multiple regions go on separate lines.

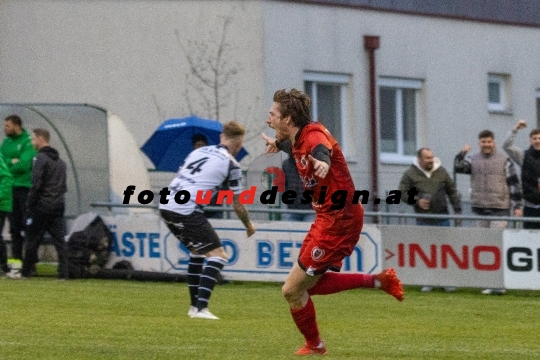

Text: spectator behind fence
xmin=282 ymin=156 xmax=315 ymax=222
xmin=192 ymin=133 xmax=208 ymax=150
xmin=398 ymin=148 xmax=461 ymax=292
xmin=7 ymin=128 xmax=68 ymax=279
xmin=1 ymin=115 xmax=37 ymax=262
xmin=192 ymin=134 xmax=224 ymax=219
xmin=454 ymin=129 xmax=523 ymax=295
xmin=503 ymin=120 xmax=540 ymax=229
xmin=399 ymin=148 xmax=462 ymax=227
xmin=0 ymin=154 xmax=13 ymax=276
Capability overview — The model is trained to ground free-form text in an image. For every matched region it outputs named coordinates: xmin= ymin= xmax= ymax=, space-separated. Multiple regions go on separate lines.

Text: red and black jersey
xmin=292 ymin=122 xmax=362 ymax=234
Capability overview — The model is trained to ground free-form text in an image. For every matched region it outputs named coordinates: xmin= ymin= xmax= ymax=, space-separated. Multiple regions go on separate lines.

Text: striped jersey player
xmin=159 ymin=121 xmax=255 ymax=320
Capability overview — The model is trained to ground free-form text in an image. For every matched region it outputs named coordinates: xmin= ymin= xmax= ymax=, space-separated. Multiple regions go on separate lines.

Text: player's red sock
xmin=308 ymin=272 xmax=375 ymax=295
xmin=290 ymin=297 xmax=320 ymax=348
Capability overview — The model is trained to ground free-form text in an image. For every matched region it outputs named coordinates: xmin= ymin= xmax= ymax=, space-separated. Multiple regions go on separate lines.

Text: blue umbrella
xmin=141 ymin=116 xmax=249 ymax=172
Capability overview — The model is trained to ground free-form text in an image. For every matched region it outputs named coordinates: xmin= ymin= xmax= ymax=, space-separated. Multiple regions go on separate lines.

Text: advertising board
xmin=104 ymin=214 xmax=382 ymax=282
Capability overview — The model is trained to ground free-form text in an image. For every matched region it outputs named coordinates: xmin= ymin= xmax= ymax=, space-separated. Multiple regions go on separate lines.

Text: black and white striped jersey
xmin=159 ymin=144 xmax=243 ymax=215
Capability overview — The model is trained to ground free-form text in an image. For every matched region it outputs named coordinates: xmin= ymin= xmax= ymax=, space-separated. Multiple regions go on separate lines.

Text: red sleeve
xmin=304 ymin=127 xmax=332 ymax=154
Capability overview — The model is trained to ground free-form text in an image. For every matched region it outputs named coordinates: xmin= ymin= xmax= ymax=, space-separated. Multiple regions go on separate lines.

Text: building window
xmin=304 ymin=72 xmax=349 ymax=154
xmin=378 ymin=77 xmax=422 ymax=164
xmin=488 ymin=74 xmax=510 ymax=112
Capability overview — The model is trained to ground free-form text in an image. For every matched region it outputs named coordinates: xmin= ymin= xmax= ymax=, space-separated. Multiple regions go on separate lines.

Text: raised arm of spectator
xmin=454 ymin=145 xmax=471 ymax=174
xmin=503 ymin=120 xmax=526 ymax=166
xmin=505 ymin=159 xmax=523 ymax=215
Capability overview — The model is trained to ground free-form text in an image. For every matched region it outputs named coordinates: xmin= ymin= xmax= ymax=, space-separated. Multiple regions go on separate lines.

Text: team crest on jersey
xmin=300 ymin=155 xmax=308 ymax=169
xmin=302 ymin=176 xmax=317 ymax=188
xmin=311 ymin=247 xmax=325 ymax=261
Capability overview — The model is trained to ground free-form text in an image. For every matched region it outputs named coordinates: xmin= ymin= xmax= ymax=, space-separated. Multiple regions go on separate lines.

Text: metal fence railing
xmin=90 ymin=202 xmax=540 ymax=228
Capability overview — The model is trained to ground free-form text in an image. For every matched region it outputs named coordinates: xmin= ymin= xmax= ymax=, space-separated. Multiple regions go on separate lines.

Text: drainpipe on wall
xmin=364 ymin=35 xmax=380 ymax=222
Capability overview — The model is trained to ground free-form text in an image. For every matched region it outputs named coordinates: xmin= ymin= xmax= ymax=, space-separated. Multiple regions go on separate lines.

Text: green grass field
xmin=1 ymin=269 xmax=540 ymax=359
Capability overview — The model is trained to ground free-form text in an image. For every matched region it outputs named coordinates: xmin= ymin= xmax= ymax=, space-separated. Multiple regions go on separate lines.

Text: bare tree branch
xmin=175 ymin=12 xmax=246 ymax=121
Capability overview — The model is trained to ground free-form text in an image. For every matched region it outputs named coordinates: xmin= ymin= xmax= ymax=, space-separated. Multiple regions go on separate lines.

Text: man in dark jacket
xmin=7 ymin=128 xmax=67 ymax=279
xmin=503 ymin=120 xmax=540 ymax=229
xmin=399 ymin=148 xmax=462 ymax=226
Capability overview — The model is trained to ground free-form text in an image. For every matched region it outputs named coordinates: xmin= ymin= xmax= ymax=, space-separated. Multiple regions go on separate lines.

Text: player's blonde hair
xmin=222 ymin=121 xmax=245 ymax=139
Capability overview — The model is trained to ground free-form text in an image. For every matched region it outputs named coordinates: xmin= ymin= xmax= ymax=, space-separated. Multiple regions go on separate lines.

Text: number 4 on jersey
xmin=186 ymin=157 xmax=209 ymax=174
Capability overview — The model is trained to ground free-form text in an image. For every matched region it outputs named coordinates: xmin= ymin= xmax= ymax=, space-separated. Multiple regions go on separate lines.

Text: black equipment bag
xmin=66 ymin=215 xmax=112 ymax=279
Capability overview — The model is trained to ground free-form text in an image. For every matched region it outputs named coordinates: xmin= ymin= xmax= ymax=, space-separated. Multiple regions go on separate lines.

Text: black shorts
xmin=160 ymin=209 xmax=222 ymax=254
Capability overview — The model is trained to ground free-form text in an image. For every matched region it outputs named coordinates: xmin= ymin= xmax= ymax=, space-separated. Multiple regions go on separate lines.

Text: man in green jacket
xmin=0 ymin=153 xmax=13 ymax=275
xmin=399 ymin=148 xmax=462 ymax=226
xmin=1 ymin=115 xmax=36 ymax=261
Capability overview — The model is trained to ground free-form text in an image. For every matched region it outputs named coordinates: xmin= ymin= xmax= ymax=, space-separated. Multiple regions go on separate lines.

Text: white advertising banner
xmin=381 ymin=225 xmax=505 ymax=288
xmin=103 ymin=214 xmax=382 ymax=282
xmin=503 ymin=229 xmax=540 ymax=290
xmin=101 ymin=214 xmax=540 ymax=288
xmin=104 ymin=213 xmax=164 ymax=272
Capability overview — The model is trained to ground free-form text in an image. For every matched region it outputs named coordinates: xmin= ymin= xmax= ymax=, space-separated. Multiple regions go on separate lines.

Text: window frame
xmin=304 ymin=72 xmax=350 ymax=157
xmin=487 ymin=74 xmax=506 ymax=112
xmin=378 ymin=77 xmax=422 ymax=165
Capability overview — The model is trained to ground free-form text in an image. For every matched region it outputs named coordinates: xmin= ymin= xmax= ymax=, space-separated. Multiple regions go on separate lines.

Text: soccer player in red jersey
xmin=261 ymin=88 xmax=404 ymax=356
